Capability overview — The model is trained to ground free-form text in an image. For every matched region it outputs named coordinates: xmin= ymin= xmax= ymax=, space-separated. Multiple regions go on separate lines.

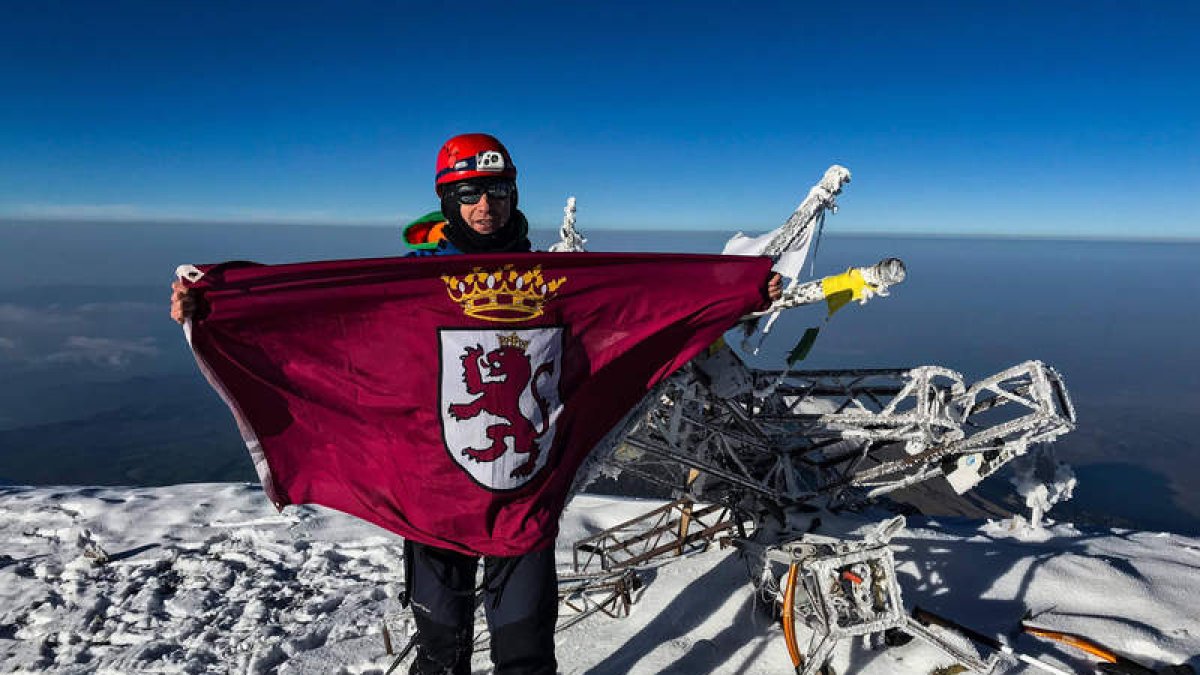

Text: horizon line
xmin=1 ymin=215 xmax=1197 ymax=245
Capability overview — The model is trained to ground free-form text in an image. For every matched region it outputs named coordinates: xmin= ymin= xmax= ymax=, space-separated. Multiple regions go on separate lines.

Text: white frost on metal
xmin=562 ymin=164 xmax=1080 ymax=675
xmin=745 ymin=257 xmax=906 ymax=318
xmin=590 ymin=350 xmax=1076 ymax=522
xmin=749 ymin=516 xmax=997 ymax=675
xmin=724 ymin=165 xmax=851 ymax=348
xmin=722 ymin=165 xmax=851 ymax=279
xmin=548 ymin=196 xmax=587 ymax=253
xmin=1008 ymin=446 xmax=1078 ymax=530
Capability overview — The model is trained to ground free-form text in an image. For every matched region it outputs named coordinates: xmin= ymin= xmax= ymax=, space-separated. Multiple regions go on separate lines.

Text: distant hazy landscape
xmin=1 ymin=220 xmax=1198 ymax=534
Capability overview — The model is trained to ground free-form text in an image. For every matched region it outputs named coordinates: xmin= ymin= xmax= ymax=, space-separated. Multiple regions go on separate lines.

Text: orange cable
xmin=781 ymin=563 xmax=803 ymax=671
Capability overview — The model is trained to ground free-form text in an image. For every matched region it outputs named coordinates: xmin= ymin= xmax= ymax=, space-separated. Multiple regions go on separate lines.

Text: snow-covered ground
xmin=1 ymin=484 xmax=1198 ymax=674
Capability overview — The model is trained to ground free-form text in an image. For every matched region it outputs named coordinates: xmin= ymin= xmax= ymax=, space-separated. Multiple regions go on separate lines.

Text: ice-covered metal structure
xmin=554 ymin=167 xmax=1078 ymax=674
xmin=579 ymin=353 xmax=1075 ymax=520
xmin=566 ymin=167 xmax=1075 ymax=531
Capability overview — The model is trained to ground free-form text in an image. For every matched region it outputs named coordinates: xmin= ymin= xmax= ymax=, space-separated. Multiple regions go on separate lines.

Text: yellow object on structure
xmin=821 ymin=268 xmax=870 ymax=316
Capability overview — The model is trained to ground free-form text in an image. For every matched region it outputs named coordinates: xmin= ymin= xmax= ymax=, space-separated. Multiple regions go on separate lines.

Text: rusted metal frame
xmin=601 ymin=502 xmax=725 ymax=555
xmin=609 ymin=516 xmax=739 ymax=570
xmin=572 ymin=500 xmax=741 ymax=573
xmin=574 ymin=505 xmax=670 ymax=572
xmin=555 ymin=571 xmax=642 ymax=632
xmin=677 ymin=474 xmax=702 ymax=556
xmin=558 ymin=570 xmax=637 ymax=619
xmin=589 ymin=502 xmax=728 ymax=564
xmin=593 ymin=508 xmax=675 ymax=567
xmin=572 ymin=499 xmax=687 ymax=572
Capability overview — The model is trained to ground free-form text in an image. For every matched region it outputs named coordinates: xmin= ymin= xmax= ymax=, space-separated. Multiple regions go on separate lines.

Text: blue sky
xmin=1 ymin=1 xmax=1197 ymax=237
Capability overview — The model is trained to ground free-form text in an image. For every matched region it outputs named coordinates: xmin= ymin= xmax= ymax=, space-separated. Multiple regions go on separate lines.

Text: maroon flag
xmin=183 ymin=252 xmax=772 ymax=556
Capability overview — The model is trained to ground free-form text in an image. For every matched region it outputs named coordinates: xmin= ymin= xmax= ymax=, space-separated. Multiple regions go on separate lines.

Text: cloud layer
xmin=0 ymin=302 xmax=164 ymax=371
xmin=42 ymin=336 xmax=160 ymax=368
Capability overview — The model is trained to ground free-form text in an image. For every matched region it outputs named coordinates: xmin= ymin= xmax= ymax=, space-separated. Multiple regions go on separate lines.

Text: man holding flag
xmin=171 ymin=134 xmax=781 ymax=674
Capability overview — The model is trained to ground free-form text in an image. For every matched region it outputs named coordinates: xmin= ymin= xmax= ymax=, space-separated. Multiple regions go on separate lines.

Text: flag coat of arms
xmin=182 ymin=252 xmax=773 ymax=556
xmin=439 ymin=327 xmax=564 ymax=491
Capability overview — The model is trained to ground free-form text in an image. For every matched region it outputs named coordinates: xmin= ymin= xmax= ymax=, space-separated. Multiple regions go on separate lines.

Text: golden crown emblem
xmin=442 ymin=265 xmax=566 ymax=322
xmin=496 ymin=332 xmax=531 ymax=351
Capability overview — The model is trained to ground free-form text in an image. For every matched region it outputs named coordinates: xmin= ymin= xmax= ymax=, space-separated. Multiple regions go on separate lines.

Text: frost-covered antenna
xmin=548 ymin=196 xmax=587 ymax=252
xmin=724 ymin=166 xmax=852 ymax=352
xmin=758 ymin=165 xmax=851 ymax=343
xmin=762 ymin=165 xmax=851 ymax=263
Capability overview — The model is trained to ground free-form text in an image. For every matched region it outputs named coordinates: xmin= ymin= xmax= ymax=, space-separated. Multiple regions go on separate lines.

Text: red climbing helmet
xmin=435 ymin=133 xmax=517 ymax=195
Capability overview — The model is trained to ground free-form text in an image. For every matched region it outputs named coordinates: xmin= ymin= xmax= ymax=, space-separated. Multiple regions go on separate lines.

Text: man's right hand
xmin=170 ymin=280 xmax=197 ymax=324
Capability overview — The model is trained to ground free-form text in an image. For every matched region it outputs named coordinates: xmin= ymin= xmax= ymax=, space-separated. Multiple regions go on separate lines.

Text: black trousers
xmin=405 ymin=539 xmax=558 ymax=675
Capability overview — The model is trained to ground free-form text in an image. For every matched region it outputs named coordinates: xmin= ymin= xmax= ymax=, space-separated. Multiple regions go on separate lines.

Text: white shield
xmin=439 ymin=327 xmax=564 ymax=491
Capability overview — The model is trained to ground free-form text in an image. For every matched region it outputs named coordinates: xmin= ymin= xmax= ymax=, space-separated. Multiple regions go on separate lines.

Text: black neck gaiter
xmin=440 ymin=198 xmax=532 ymax=253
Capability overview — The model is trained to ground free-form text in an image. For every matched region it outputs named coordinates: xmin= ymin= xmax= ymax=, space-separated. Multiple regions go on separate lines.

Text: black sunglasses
xmin=449 ymin=181 xmax=515 ymax=204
